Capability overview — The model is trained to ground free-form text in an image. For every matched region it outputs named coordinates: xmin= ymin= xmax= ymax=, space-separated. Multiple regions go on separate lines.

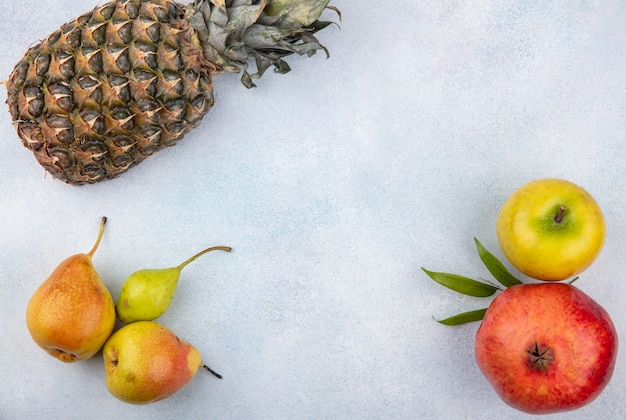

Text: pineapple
xmin=5 ymin=0 xmax=339 ymax=185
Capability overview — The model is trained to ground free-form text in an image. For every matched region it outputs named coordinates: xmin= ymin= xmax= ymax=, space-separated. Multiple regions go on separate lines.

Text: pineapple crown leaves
xmin=422 ymin=238 xmax=524 ymax=326
xmin=187 ymin=0 xmax=340 ymax=88
xmin=263 ymin=0 xmax=331 ymax=27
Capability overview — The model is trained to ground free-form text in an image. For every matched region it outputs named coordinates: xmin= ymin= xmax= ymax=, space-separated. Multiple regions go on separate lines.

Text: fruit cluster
xmin=25 ymin=217 xmax=231 ymax=404
xmin=423 ymin=178 xmax=618 ymax=415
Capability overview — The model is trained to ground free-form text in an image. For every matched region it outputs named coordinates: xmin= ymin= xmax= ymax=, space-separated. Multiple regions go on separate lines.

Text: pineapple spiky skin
xmin=7 ymin=0 xmax=216 ymax=185
xmin=6 ymin=0 xmax=336 ymax=185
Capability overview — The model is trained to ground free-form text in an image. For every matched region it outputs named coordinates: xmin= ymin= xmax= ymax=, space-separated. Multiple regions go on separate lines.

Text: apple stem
xmin=202 ymin=364 xmax=222 ymax=379
xmin=554 ymin=205 xmax=566 ymax=224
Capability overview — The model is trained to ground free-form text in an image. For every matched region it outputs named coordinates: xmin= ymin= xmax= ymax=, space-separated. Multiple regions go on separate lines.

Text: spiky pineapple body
xmin=7 ymin=0 xmax=215 ymax=184
xmin=6 ymin=0 xmax=335 ymax=185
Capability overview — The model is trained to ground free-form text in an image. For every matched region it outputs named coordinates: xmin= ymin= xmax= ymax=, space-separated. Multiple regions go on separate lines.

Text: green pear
xmin=103 ymin=321 xmax=221 ymax=404
xmin=26 ymin=217 xmax=116 ymax=362
xmin=116 ymin=246 xmax=231 ymax=323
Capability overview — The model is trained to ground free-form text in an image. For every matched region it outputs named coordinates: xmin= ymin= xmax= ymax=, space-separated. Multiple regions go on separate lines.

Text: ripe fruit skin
xmin=26 ymin=254 xmax=116 ymax=362
xmin=103 ymin=321 xmax=204 ymax=404
xmin=116 ymin=268 xmax=181 ymax=324
xmin=116 ymin=246 xmax=231 ymax=323
xmin=497 ymin=178 xmax=605 ymax=281
xmin=26 ymin=218 xmax=115 ymax=362
xmin=475 ymin=283 xmax=618 ymax=414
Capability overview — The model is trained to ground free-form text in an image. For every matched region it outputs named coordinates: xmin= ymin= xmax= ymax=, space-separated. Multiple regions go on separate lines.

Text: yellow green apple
xmin=496 ymin=178 xmax=605 ymax=281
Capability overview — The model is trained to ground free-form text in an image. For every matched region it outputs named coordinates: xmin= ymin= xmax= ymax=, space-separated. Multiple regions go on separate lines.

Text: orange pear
xmin=103 ymin=321 xmax=221 ymax=404
xmin=26 ymin=217 xmax=116 ymax=362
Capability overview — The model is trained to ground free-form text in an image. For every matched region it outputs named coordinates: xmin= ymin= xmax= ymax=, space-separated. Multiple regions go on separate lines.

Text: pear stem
xmin=202 ymin=364 xmax=222 ymax=379
xmin=176 ymin=246 xmax=232 ymax=271
xmin=87 ymin=217 xmax=107 ymax=257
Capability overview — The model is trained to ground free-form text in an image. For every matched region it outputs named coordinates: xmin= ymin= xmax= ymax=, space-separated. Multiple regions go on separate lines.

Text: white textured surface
xmin=1 ymin=1 xmax=625 ymax=419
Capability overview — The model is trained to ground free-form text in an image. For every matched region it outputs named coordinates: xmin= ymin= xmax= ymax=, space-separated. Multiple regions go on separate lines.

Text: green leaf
xmin=436 ymin=308 xmax=488 ymax=325
xmin=474 ymin=238 xmax=522 ymax=287
xmin=422 ymin=267 xmax=499 ymax=297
